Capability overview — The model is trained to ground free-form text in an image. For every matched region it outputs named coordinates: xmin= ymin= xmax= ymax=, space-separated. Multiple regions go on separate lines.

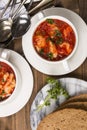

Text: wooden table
xmin=0 ymin=0 xmax=87 ymax=130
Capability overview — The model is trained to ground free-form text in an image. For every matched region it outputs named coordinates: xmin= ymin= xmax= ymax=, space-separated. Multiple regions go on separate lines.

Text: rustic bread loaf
xmin=37 ymin=108 xmax=87 ymax=130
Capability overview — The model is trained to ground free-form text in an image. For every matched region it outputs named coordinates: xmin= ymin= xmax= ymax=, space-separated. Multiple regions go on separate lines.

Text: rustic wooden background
xmin=0 ymin=0 xmax=87 ymax=130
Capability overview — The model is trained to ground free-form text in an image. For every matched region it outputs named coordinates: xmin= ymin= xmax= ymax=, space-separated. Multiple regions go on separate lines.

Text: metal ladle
xmin=0 ymin=0 xmax=28 ymax=44
xmin=11 ymin=0 xmax=53 ymax=38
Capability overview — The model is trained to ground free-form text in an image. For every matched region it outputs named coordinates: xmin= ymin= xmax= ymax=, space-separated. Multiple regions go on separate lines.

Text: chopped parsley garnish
xmin=0 ymin=96 xmax=3 ymax=100
xmin=46 ymin=30 xmax=63 ymax=45
xmin=2 ymin=78 xmax=5 ymax=82
xmin=46 ymin=37 xmax=55 ymax=44
xmin=47 ymin=52 xmax=53 ymax=59
xmin=39 ymin=49 xmax=44 ymax=55
xmin=55 ymin=30 xmax=62 ymax=37
xmin=46 ymin=19 xmax=54 ymax=24
xmin=46 ymin=37 xmax=51 ymax=42
xmin=1 ymin=90 xmax=5 ymax=94
xmin=37 ymin=77 xmax=69 ymax=111
xmin=47 ymin=37 xmax=63 ymax=45
xmin=55 ymin=37 xmax=63 ymax=44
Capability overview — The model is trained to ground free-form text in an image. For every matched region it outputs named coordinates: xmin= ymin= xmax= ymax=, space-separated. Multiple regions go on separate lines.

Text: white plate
xmin=22 ymin=7 xmax=87 ymax=75
xmin=30 ymin=77 xmax=87 ymax=130
xmin=0 ymin=49 xmax=33 ymax=117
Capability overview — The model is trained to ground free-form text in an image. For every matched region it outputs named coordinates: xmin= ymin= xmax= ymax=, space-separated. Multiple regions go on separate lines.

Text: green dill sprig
xmin=36 ymin=77 xmax=69 ymax=112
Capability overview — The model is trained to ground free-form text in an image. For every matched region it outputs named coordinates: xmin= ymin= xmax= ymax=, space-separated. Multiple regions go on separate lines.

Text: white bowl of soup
xmin=32 ymin=15 xmax=78 ymax=64
xmin=0 ymin=57 xmax=20 ymax=103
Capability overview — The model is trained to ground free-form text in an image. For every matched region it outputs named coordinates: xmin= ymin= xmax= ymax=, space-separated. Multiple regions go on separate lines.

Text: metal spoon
xmin=0 ymin=0 xmax=17 ymax=47
xmin=0 ymin=0 xmax=27 ymax=43
xmin=11 ymin=0 xmax=33 ymax=38
xmin=11 ymin=0 xmax=53 ymax=38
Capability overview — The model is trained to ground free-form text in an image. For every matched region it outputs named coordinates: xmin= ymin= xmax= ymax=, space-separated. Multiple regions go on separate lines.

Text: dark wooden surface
xmin=0 ymin=0 xmax=87 ymax=130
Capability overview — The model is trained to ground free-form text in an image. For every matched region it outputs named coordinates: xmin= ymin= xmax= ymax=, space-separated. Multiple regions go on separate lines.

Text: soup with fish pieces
xmin=0 ymin=62 xmax=16 ymax=101
xmin=33 ymin=18 xmax=76 ymax=61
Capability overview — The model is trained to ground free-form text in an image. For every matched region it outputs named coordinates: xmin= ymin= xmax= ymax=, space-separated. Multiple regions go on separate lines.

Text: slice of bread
xmin=59 ymin=101 xmax=87 ymax=111
xmin=60 ymin=93 xmax=87 ymax=107
xmin=53 ymin=93 xmax=87 ymax=112
xmin=37 ymin=108 xmax=87 ymax=130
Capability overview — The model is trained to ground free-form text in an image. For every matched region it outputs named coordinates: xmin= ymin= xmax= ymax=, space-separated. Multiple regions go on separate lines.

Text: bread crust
xmin=37 ymin=94 xmax=87 ymax=130
xmin=61 ymin=93 xmax=87 ymax=106
xmin=37 ymin=108 xmax=87 ymax=130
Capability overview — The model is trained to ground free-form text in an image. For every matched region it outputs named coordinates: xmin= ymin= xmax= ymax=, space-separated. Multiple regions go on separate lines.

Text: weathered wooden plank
xmin=79 ymin=0 xmax=87 ymax=23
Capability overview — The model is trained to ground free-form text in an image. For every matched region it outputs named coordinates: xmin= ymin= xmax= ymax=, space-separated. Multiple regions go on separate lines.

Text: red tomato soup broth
xmin=0 ymin=62 xmax=16 ymax=101
xmin=33 ymin=18 xmax=76 ymax=61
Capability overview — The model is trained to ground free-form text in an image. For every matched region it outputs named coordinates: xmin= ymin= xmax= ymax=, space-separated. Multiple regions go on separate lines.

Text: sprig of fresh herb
xmin=36 ymin=77 xmax=69 ymax=112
